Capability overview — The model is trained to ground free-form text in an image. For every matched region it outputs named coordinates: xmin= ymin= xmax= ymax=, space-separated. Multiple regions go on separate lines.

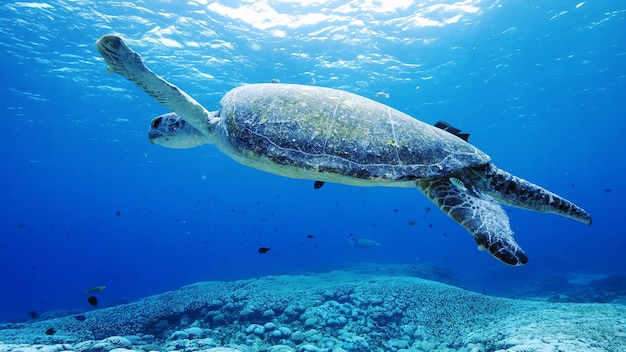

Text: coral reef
xmin=1 ymin=267 xmax=625 ymax=352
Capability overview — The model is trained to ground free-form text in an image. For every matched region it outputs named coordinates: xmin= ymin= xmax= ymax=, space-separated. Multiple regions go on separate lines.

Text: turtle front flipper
xmin=417 ymin=178 xmax=528 ymax=266
xmin=95 ymin=35 xmax=216 ymax=141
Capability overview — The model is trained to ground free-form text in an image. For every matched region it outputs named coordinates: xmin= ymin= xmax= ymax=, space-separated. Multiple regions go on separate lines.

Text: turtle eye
xmin=152 ymin=117 xmax=161 ymax=129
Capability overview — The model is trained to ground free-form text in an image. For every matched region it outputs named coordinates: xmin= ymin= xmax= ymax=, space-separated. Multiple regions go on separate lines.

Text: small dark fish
xmin=605 ymin=188 xmax=612 ymax=192
xmin=258 ymin=247 xmax=271 ymax=254
xmin=115 ymin=210 xmax=121 ymax=216
xmin=87 ymin=296 xmax=98 ymax=307
xmin=74 ymin=315 xmax=86 ymax=321
xmin=45 ymin=328 xmax=56 ymax=335
xmin=433 ymin=121 xmax=470 ymax=142
xmin=306 ymin=234 xmax=315 ymax=239
xmin=407 ymin=220 xmax=416 ymax=226
xmin=27 ymin=310 xmax=39 ymax=319
xmin=313 ymin=181 xmax=325 ymax=189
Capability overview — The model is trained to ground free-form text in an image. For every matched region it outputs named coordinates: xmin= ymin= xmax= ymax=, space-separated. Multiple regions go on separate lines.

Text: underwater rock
xmin=340 ymin=335 xmax=370 ymax=351
xmin=211 ymin=314 xmax=227 ymax=325
xmin=268 ymin=345 xmax=294 ymax=352
xmin=183 ymin=327 xmax=206 ymax=339
xmin=283 ymin=304 xmax=306 ymax=319
xmin=298 ymin=344 xmax=322 ymax=352
xmin=261 ymin=309 xmax=275 ymax=318
xmin=87 ymin=336 xmax=133 ymax=352
xmin=167 ymin=330 xmax=188 ymax=341
xmin=303 ymin=317 xmax=318 ymax=328
xmin=278 ymin=327 xmax=292 ymax=338
xmin=289 ymin=330 xmax=305 ymax=344
xmin=73 ymin=340 xmax=96 ymax=351
xmin=245 ymin=324 xmax=265 ymax=336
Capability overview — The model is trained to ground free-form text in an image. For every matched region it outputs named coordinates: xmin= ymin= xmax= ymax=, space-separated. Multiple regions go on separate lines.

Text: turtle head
xmin=148 ymin=112 xmax=207 ymax=149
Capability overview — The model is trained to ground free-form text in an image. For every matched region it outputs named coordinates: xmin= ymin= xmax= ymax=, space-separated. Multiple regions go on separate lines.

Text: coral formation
xmin=1 ymin=266 xmax=625 ymax=351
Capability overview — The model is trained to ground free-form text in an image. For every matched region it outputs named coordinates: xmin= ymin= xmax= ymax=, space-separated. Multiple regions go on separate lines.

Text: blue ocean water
xmin=1 ymin=0 xmax=624 ymax=323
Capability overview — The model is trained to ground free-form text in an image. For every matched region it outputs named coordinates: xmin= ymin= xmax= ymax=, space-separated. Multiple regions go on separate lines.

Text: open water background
xmin=1 ymin=0 xmax=624 ymax=322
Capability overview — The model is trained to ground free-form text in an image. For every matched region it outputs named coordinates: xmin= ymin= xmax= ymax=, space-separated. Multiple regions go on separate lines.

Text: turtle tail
xmin=417 ymin=178 xmax=528 ymax=266
xmin=470 ymin=164 xmax=592 ymax=225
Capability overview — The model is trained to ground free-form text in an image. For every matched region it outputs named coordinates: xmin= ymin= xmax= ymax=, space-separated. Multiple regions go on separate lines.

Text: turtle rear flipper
xmin=470 ymin=164 xmax=592 ymax=225
xmin=417 ymin=177 xmax=528 ymax=266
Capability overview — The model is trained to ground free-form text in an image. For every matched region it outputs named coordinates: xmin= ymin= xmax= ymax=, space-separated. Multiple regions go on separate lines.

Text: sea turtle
xmin=95 ymin=35 xmax=592 ymax=266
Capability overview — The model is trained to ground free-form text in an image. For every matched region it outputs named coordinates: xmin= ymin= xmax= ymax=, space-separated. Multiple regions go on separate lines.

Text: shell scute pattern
xmin=218 ymin=84 xmax=488 ymax=180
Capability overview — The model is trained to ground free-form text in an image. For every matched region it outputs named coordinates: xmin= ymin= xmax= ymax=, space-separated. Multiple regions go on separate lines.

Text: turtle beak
xmin=148 ymin=130 xmax=161 ymax=142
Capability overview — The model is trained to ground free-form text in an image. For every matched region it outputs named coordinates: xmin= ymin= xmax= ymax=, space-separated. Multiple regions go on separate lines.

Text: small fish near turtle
xmin=85 ymin=285 xmax=106 ymax=294
xmin=27 ymin=310 xmax=39 ymax=319
xmin=96 ymin=35 xmax=592 ymax=266
xmin=374 ymin=91 xmax=389 ymax=99
xmin=350 ymin=236 xmax=381 ymax=249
